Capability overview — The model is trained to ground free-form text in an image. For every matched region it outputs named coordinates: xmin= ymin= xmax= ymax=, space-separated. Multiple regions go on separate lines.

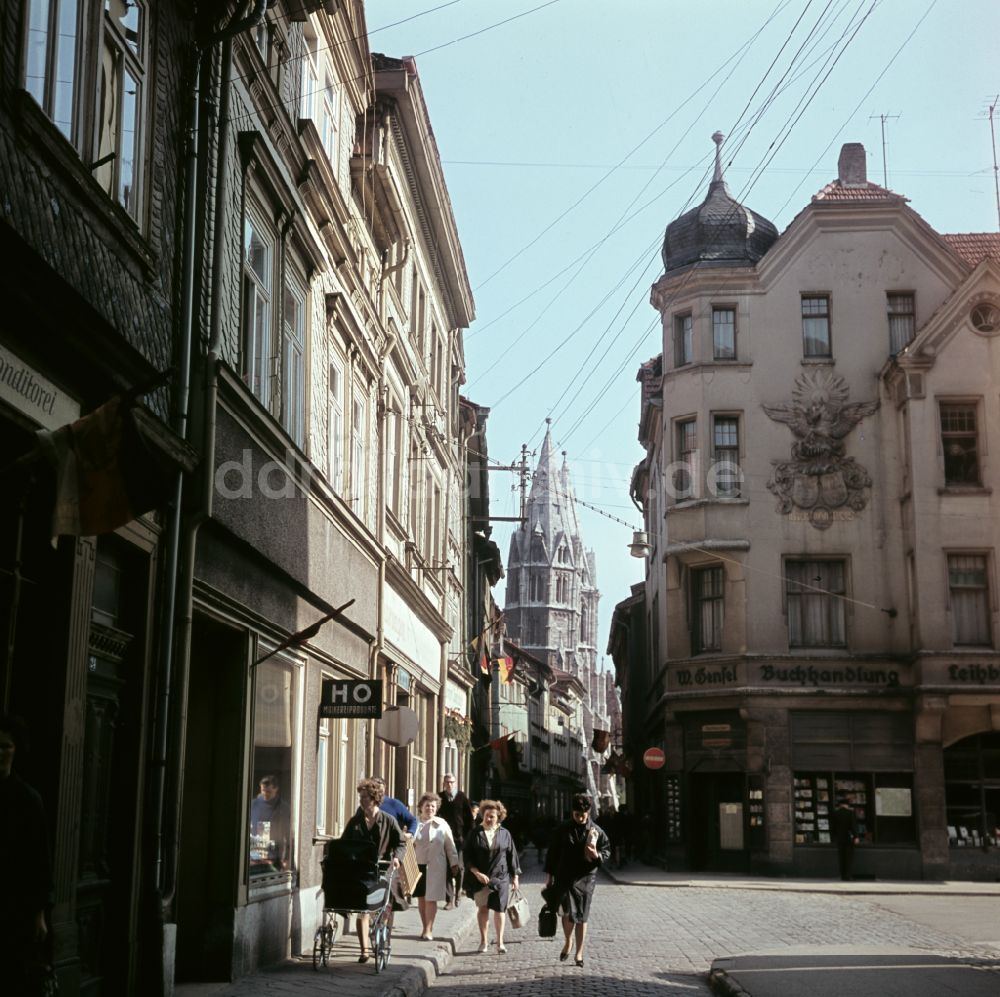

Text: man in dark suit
xmin=832 ymin=798 xmax=859 ymax=881
xmin=438 ymin=772 xmax=473 ymax=908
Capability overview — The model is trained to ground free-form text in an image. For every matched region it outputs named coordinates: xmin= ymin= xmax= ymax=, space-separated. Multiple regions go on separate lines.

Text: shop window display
xmin=249 ymin=658 xmax=297 ymax=881
xmin=945 ymin=731 xmax=1000 ymax=849
xmin=793 ymin=772 xmax=916 ymax=846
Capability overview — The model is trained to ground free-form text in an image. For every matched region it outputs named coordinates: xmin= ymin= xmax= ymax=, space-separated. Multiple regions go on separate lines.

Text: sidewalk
xmin=172 ymin=893 xmax=481 ymax=997
xmin=604 ymin=860 xmax=1000 ymax=896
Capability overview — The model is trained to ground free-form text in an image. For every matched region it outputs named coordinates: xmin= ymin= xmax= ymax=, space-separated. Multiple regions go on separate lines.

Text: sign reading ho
xmin=320 ymin=679 xmax=383 ymax=719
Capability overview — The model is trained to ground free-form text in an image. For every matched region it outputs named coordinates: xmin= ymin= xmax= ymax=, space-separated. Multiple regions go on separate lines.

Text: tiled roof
xmin=812 ymin=180 xmax=905 ymax=203
xmin=941 ymin=233 xmax=1000 ymax=267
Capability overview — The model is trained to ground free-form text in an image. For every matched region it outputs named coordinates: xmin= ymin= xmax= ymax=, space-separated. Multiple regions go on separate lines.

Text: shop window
xmin=786 ymin=559 xmax=846 ymax=647
xmin=792 ymin=772 xmax=916 ymax=845
xmin=944 ymin=731 xmax=1000 ymax=849
xmin=249 ymin=657 xmax=297 ymax=883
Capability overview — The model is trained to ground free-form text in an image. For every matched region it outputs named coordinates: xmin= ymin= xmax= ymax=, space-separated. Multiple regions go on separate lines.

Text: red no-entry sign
xmin=643 ymin=747 xmax=665 ymax=770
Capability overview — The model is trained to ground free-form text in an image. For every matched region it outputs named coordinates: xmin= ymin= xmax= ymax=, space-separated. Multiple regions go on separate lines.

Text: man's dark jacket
xmin=438 ymin=788 xmax=474 ymax=847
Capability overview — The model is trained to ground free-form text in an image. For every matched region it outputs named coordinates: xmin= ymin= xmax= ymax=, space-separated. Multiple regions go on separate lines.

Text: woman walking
xmin=463 ymin=799 xmax=521 ymax=953
xmin=412 ymin=792 xmax=460 ymax=940
xmin=341 ymin=778 xmax=405 ymax=962
xmin=544 ymin=793 xmax=610 ymax=967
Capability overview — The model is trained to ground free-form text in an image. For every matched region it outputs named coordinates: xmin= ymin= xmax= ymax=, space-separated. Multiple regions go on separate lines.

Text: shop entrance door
xmin=175 ymin=617 xmax=246 ymax=981
xmin=688 ymin=773 xmax=748 ymax=872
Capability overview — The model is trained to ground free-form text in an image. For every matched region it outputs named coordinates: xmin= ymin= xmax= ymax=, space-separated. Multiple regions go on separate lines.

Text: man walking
xmin=832 ymin=798 xmax=859 ymax=881
xmin=372 ymin=776 xmax=417 ymax=835
xmin=438 ymin=772 xmax=473 ymax=908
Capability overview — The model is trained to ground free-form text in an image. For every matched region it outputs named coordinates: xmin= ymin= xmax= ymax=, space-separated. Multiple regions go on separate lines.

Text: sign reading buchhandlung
xmin=320 ymin=679 xmax=383 ymax=719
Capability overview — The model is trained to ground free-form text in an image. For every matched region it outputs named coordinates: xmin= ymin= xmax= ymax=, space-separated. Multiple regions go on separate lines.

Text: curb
xmin=383 ymin=904 xmax=480 ymax=997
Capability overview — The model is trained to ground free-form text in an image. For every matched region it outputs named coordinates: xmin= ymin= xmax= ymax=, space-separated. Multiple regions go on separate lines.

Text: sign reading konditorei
xmin=0 ymin=342 xmax=79 ymax=430
xmin=319 ymin=679 xmax=383 ymax=718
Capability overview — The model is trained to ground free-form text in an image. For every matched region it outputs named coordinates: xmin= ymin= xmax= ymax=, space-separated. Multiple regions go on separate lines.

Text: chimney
xmin=838 ymin=143 xmax=867 ymax=185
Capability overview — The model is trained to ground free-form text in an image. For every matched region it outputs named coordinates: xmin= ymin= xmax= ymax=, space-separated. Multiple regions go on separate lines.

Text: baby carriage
xmin=313 ymin=838 xmax=397 ymax=973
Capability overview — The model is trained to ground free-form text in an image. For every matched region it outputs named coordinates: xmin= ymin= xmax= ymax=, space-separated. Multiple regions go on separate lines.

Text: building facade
xmin=624 ymin=137 xmax=1000 ymax=880
xmin=1 ymin=2 xmax=488 ymax=992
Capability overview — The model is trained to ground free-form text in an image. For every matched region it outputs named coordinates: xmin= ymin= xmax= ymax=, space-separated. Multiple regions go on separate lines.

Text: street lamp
xmin=628 ymin=530 xmax=650 ymax=558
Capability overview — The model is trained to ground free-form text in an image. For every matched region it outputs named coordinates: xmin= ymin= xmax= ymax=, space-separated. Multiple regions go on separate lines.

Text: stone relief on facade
xmin=763 ymin=369 xmax=878 ymax=530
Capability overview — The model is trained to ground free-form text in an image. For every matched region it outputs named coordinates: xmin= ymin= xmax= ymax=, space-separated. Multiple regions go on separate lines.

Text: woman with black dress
xmin=463 ymin=798 xmax=521 ymax=953
xmin=544 ymin=793 xmax=611 ymax=967
xmin=340 ymin=778 xmax=406 ymax=962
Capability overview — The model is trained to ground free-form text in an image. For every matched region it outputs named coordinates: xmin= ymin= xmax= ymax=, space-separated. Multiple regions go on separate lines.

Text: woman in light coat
xmin=412 ymin=792 xmax=460 ymax=940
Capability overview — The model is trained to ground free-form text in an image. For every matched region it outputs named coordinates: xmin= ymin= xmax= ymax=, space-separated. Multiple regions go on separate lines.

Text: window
xmin=328 ymin=360 xmax=344 ymax=493
xmin=801 ymin=295 xmax=831 ymax=357
xmin=939 ymin=403 xmax=980 ymax=485
xmin=25 ymin=1 xmax=148 ymax=221
xmin=674 ymin=314 xmax=693 ymax=366
xmin=786 ymin=559 xmax=846 ymax=647
xmin=711 ymin=415 xmax=740 ymax=497
xmin=320 ymin=71 xmax=339 ymax=167
xmin=529 ymin=573 xmax=547 ymax=602
xmin=243 ymin=212 xmax=274 ymax=408
xmin=316 ymin=708 xmax=354 ymax=839
xmin=507 ymin=571 xmax=520 ymax=603
xmin=351 ymin=395 xmax=367 ymax=513
xmin=249 ymin=657 xmax=297 ymax=882
xmin=944 ymin=732 xmax=1000 ymax=849
xmin=300 ymin=25 xmax=318 ymax=120
xmin=674 ymin=418 xmax=697 ymax=499
xmin=692 ymin=565 xmax=723 ymax=653
xmin=887 ymin=293 xmax=915 ymax=354
xmin=713 ymin=307 xmax=736 ymax=359
xmin=948 ymin=554 xmax=991 ymax=646
xmin=281 ymin=277 xmax=305 ymax=447
xmin=386 ymin=404 xmax=403 ymax=517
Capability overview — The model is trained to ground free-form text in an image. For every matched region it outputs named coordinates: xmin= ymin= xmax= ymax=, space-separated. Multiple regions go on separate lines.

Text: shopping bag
xmin=538 ymin=903 xmax=558 ymax=937
xmin=507 ymin=887 xmax=530 ymax=928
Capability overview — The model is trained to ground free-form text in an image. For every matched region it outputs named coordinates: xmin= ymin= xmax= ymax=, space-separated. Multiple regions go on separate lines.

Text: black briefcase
xmin=538 ymin=904 xmax=558 ymax=937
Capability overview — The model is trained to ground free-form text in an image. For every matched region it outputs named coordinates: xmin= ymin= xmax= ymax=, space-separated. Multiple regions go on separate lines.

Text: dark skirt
xmin=560 ymin=874 xmax=597 ymax=923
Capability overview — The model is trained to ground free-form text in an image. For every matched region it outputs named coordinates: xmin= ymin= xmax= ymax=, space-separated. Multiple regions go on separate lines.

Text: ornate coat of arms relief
xmin=763 ymin=370 xmax=879 ymax=530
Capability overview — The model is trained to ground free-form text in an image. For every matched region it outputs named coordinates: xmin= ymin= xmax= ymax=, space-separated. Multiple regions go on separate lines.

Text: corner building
xmin=629 ymin=137 xmax=1000 ymax=880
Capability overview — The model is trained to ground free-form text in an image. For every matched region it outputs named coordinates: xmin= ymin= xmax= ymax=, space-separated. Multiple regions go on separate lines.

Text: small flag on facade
xmin=477 ymin=632 xmax=490 ymax=675
xmin=498 ymin=656 xmax=515 ymax=684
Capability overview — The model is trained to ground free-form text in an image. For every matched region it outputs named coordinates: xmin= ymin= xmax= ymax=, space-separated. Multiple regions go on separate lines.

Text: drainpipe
xmin=151 ymin=0 xmax=267 ymax=926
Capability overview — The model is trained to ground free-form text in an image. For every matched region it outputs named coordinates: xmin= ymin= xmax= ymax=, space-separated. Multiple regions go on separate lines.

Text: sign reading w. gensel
xmin=319 ymin=679 xmax=383 ymax=719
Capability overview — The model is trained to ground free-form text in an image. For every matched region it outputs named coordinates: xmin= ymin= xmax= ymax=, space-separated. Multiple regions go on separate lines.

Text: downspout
xmin=371 ymin=328 xmax=397 ymax=777
xmin=152 ymin=0 xmax=267 ymax=923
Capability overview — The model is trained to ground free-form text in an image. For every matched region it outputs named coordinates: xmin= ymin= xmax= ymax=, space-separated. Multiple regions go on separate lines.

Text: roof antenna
xmin=712 ymin=131 xmax=725 ymax=184
xmin=868 ymin=112 xmax=900 ymax=187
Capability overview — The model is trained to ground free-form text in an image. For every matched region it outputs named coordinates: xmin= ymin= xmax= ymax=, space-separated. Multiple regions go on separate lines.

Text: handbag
xmin=506 ymin=886 xmax=530 ymax=928
xmin=537 ymin=903 xmax=558 ymax=938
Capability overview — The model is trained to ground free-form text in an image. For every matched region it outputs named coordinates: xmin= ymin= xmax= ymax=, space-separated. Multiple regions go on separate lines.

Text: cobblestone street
xmin=423 ymin=864 xmax=1000 ymax=997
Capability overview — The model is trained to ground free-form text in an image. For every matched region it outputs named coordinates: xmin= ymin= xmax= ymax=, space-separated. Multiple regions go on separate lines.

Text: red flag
xmin=478 ymin=634 xmax=490 ymax=676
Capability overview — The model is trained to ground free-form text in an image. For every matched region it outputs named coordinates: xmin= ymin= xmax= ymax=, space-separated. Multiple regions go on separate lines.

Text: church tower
xmin=504 ymin=423 xmax=604 ymax=791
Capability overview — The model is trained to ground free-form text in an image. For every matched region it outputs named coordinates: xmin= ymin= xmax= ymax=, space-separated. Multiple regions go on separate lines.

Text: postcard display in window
xmin=793 ymin=774 xmax=869 ymax=844
xmin=665 ymin=775 xmax=682 ymax=842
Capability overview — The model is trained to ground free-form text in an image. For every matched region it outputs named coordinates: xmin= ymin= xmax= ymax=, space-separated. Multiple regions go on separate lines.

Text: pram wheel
xmin=373 ymin=921 xmax=391 ymax=973
xmin=312 ymin=911 xmax=338 ymax=969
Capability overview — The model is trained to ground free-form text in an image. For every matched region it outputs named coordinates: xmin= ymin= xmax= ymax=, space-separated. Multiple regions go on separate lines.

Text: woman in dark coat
xmin=341 ymin=778 xmax=406 ymax=962
xmin=463 ymin=798 xmax=521 ymax=953
xmin=544 ymin=793 xmax=611 ymax=967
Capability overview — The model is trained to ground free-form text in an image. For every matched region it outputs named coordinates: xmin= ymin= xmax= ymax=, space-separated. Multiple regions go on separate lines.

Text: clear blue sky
xmin=364 ymin=0 xmax=1000 ymax=662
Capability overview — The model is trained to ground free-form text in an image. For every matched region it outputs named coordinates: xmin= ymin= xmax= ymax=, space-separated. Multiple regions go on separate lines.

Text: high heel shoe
xmin=559 ymin=948 xmax=570 ymax=962
xmin=358 ymin=951 xmax=370 ymax=963
xmin=497 ymin=943 xmax=507 ymax=953
xmin=477 ymin=942 xmax=488 ymax=953
xmin=575 ymin=956 xmax=584 ymax=967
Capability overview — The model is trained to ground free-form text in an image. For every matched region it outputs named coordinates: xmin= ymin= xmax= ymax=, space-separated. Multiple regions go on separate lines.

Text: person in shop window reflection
xmin=249 ymin=775 xmax=291 ymax=873
xmin=832 ymin=797 xmax=859 ymax=881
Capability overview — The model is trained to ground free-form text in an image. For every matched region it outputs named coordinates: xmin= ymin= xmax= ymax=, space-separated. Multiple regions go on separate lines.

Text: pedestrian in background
xmin=0 ymin=714 xmax=53 ymax=996
xmin=371 ymin=775 xmax=417 ymax=835
xmin=438 ymin=772 xmax=473 ymax=908
xmin=412 ymin=793 xmax=460 ymax=940
xmin=463 ymin=799 xmax=521 ymax=954
xmin=544 ymin=793 xmax=610 ymax=967
xmin=832 ymin=797 xmax=859 ymax=881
